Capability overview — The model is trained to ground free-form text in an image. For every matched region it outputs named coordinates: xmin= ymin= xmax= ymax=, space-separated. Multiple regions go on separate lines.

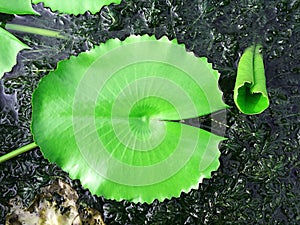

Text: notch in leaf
xmin=234 ymin=44 xmax=269 ymax=114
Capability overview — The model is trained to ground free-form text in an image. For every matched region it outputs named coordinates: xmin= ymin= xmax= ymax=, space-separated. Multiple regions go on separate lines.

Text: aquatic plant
xmin=0 ymin=0 xmax=121 ymax=79
xmin=30 ymin=35 xmax=227 ymax=202
xmin=0 ymin=1 xmax=269 ymax=203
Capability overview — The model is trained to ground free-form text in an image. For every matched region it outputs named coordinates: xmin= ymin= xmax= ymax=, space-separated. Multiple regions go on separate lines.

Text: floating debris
xmin=6 ymin=179 xmax=105 ymax=225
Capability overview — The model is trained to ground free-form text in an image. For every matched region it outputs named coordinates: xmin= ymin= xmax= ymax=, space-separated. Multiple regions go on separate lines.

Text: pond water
xmin=0 ymin=1 xmax=299 ymax=224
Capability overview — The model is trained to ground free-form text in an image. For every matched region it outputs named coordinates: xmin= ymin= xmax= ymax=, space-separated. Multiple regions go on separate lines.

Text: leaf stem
xmin=0 ymin=142 xmax=38 ymax=163
xmin=5 ymin=23 xmax=66 ymax=39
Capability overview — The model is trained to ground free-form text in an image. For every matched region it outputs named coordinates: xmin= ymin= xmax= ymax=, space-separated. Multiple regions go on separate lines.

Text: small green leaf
xmin=234 ymin=44 xmax=269 ymax=114
xmin=0 ymin=0 xmax=38 ymax=15
xmin=32 ymin=0 xmax=122 ymax=15
xmin=0 ymin=27 xmax=30 ymax=79
xmin=32 ymin=35 xmax=227 ymax=203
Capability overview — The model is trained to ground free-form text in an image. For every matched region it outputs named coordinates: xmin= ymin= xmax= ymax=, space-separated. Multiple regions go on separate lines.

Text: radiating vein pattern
xmin=32 ymin=35 xmax=227 ymax=203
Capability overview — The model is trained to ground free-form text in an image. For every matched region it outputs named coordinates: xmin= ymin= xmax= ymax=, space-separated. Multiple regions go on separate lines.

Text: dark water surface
xmin=0 ymin=1 xmax=299 ymax=224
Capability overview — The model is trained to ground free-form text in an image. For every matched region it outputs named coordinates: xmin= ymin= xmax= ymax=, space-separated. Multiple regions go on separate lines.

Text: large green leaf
xmin=32 ymin=0 xmax=122 ymax=14
xmin=0 ymin=0 xmax=38 ymax=15
xmin=32 ymin=35 xmax=227 ymax=203
xmin=234 ymin=44 xmax=269 ymax=114
xmin=0 ymin=27 xmax=30 ymax=79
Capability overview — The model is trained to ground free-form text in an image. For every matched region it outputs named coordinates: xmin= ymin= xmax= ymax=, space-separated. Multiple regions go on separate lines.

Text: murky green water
xmin=1 ymin=1 xmax=299 ymax=224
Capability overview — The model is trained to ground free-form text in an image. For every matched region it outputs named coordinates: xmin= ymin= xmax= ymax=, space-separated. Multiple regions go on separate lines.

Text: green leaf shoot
xmin=31 ymin=35 xmax=227 ymax=203
xmin=0 ymin=143 xmax=38 ymax=163
xmin=5 ymin=23 xmax=66 ymax=39
xmin=234 ymin=44 xmax=269 ymax=114
xmin=0 ymin=27 xmax=30 ymax=79
xmin=32 ymin=0 xmax=122 ymax=15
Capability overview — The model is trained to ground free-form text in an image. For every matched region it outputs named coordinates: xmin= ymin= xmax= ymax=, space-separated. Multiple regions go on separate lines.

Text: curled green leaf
xmin=234 ymin=44 xmax=269 ymax=114
xmin=32 ymin=0 xmax=122 ymax=15
xmin=32 ymin=35 xmax=227 ymax=203
xmin=0 ymin=27 xmax=30 ymax=79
